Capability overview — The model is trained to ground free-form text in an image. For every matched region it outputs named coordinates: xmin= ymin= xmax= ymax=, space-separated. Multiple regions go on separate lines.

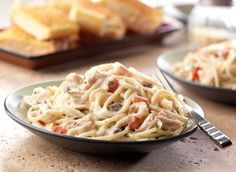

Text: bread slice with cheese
xmin=11 ymin=4 xmax=79 ymax=40
xmin=0 ymin=26 xmax=78 ymax=56
xmin=68 ymin=0 xmax=126 ymax=40
xmin=101 ymin=0 xmax=164 ymax=34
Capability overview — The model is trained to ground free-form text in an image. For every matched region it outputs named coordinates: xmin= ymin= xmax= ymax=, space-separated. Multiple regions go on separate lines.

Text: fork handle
xmin=190 ymin=110 xmax=232 ymax=148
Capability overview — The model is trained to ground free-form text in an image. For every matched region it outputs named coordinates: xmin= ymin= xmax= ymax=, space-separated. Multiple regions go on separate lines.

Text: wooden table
xmin=0 ymin=34 xmax=235 ymax=172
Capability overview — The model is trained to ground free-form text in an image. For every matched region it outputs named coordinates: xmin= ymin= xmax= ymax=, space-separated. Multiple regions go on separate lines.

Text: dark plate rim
xmin=157 ymin=48 xmax=236 ymax=93
xmin=4 ymin=79 xmax=202 ymax=145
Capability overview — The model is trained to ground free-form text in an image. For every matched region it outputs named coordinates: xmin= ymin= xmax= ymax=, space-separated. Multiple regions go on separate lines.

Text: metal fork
xmin=154 ymin=68 xmax=232 ymax=148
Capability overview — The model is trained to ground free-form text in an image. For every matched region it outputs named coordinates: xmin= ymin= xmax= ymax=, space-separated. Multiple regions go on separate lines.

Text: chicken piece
xmin=62 ymin=73 xmax=83 ymax=92
xmin=82 ymin=70 xmax=106 ymax=90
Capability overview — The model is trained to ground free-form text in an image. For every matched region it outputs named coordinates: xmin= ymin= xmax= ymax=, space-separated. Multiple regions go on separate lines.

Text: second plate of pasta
xmin=157 ymin=47 xmax=236 ymax=104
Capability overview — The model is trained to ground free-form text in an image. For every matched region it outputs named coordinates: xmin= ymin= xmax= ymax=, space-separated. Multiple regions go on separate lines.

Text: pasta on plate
xmin=22 ymin=62 xmax=189 ymax=141
xmin=173 ymin=41 xmax=236 ymax=90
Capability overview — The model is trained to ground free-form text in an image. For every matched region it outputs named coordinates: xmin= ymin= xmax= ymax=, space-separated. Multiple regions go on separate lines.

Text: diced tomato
xmin=38 ymin=120 xmax=46 ymax=126
xmin=216 ymin=48 xmax=229 ymax=59
xmin=107 ymin=78 xmax=119 ymax=92
xmin=192 ymin=66 xmax=202 ymax=81
xmin=128 ymin=116 xmax=140 ymax=131
xmin=52 ymin=125 xmax=66 ymax=134
xmin=132 ymin=95 xmax=148 ymax=103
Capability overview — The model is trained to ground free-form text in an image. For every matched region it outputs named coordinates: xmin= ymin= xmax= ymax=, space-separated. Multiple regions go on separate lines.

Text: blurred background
xmin=1 ymin=0 xmax=235 ymax=47
xmin=1 ymin=0 xmax=236 ymax=68
xmin=1 ymin=0 xmax=197 ymax=28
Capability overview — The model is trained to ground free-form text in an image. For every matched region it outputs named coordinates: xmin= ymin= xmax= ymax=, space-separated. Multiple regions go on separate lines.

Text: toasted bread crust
xmin=11 ymin=5 xmax=79 ymax=40
xmin=68 ymin=0 xmax=126 ymax=39
xmin=102 ymin=0 xmax=164 ymax=34
xmin=49 ymin=0 xmax=73 ymax=14
xmin=0 ymin=27 xmax=78 ymax=56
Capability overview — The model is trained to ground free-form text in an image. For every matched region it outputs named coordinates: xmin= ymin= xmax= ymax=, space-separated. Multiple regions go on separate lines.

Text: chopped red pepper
xmin=107 ymin=78 xmax=119 ymax=92
xmin=38 ymin=120 xmax=46 ymax=126
xmin=192 ymin=66 xmax=202 ymax=81
xmin=216 ymin=48 xmax=229 ymax=59
xmin=128 ymin=116 xmax=140 ymax=131
xmin=132 ymin=95 xmax=148 ymax=103
xmin=52 ymin=125 xmax=66 ymax=134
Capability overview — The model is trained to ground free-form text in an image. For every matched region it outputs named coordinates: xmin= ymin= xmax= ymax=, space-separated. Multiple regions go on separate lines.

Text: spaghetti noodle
xmin=173 ymin=41 xmax=236 ymax=90
xmin=22 ymin=62 xmax=189 ymax=141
